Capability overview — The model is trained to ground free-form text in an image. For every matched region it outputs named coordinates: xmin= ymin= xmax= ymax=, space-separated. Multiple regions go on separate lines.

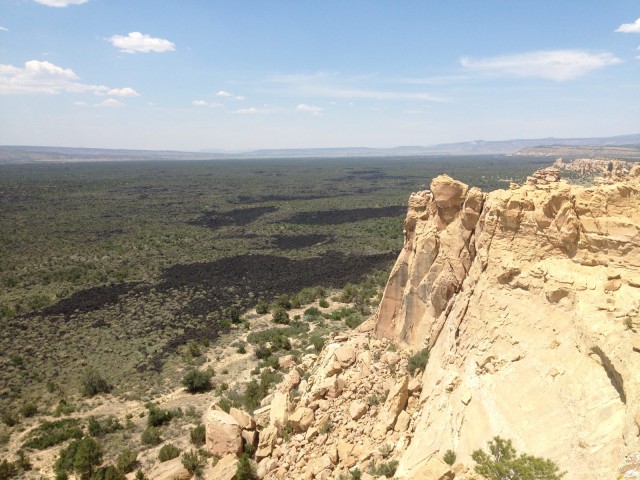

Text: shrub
xmin=141 ymin=427 xmax=162 ymax=446
xmin=158 ymin=444 xmax=181 ymax=462
xmin=190 ymin=424 xmax=206 ymax=447
xmin=88 ymin=416 xmax=122 ymax=437
xmin=272 ymin=307 xmax=290 ymax=325
xmin=225 ymin=306 xmax=241 ymax=324
xmin=309 ymin=335 xmax=325 ymax=352
xmin=472 ymin=437 xmax=565 ymax=480
xmin=116 ymin=449 xmax=138 ymax=473
xmin=236 ymin=453 xmax=256 ymax=480
xmin=407 ymin=347 xmax=430 ymax=375
xmin=22 ymin=418 xmax=83 ymax=450
xmin=319 ymin=298 xmax=329 ymax=308
xmin=186 ymin=341 xmax=202 ymax=357
xmin=443 ymin=449 xmax=456 ymax=466
xmin=304 ymin=306 xmax=322 ymax=318
xmin=54 ymin=439 xmax=81 ymax=479
xmin=254 ymin=345 xmax=272 ymax=360
xmin=1 ymin=411 xmax=18 ymax=427
xmin=146 ymin=404 xmax=173 ymax=427
xmin=255 ymin=299 xmax=269 ymax=315
xmin=73 ymin=437 xmax=102 ymax=479
xmin=182 ymin=369 xmax=213 ymax=393
xmin=368 ymin=460 xmax=398 ymax=478
xmin=345 ymin=314 xmax=364 ymax=329
xmin=81 ymin=368 xmax=111 ymax=397
xmin=272 ymin=294 xmax=291 ymax=310
xmin=19 ymin=402 xmax=37 ymax=418
xmin=88 ymin=465 xmax=125 ymax=480
xmin=0 ymin=460 xmax=18 ymax=479
xmin=181 ymin=449 xmax=205 ymax=478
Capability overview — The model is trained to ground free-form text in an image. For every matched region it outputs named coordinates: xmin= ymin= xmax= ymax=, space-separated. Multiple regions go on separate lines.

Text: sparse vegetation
xmin=407 ymin=347 xmax=430 ymax=375
xmin=81 ymin=368 xmax=112 ymax=398
xmin=22 ymin=418 xmax=83 ymax=450
xmin=158 ymin=444 xmax=181 ymax=462
xmin=182 ymin=368 xmax=214 ymax=393
xmin=472 ymin=436 xmax=565 ymax=480
xmin=181 ymin=449 xmax=206 ymax=478
xmin=140 ymin=427 xmax=162 ymax=446
xmin=116 ymin=449 xmax=138 ymax=473
xmin=236 ymin=453 xmax=256 ymax=480
xmin=368 ymin=459 xmax=398 ymax=478
xmin=443 ymin=449 xmax=456 ymax=466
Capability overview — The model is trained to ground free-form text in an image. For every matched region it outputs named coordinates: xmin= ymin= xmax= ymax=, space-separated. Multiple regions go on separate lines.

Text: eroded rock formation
xmin=375 ymin=165 xmax=640 ymax=479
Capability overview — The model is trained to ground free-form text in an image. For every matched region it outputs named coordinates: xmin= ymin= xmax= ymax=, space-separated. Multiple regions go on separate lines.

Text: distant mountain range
xmin=1 ymin=134 xmax=639 ymax=163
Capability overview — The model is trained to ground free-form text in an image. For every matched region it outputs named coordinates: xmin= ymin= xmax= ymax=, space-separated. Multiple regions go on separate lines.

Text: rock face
xmin=204 ymin=408 xmax=243 ymax=457
xmin=374 ymin=168 xmax=640 ymax=479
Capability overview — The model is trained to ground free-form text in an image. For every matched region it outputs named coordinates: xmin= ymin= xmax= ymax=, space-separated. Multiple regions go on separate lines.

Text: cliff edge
xmin=374 ymin=166 xmax=640 ymax=479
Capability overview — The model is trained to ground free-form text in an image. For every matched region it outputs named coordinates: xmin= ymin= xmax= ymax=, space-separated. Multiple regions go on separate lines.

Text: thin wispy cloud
xmin=615 ymin=18 xmax=640 ymax=33
xmin=34 ymin=0 xmax=88 ymax=6
xmin=0 ymin=60 xmax=136 ymax=96
xmin=216 ymin=90 xmax=244 ymax=100
xmin=296 ymin=104 xmax=323 ymax=115
xmin=234 ymin=107 xmax=258 ymax=114
xmin=192 ymin=99 xmax=223 ymax=108
xmin=108 ymin=32 xmax=175 ymax=54
xmin=107 ymin=87 xmax=139 ymax=97
xmin=269 ymin=72 xmax=444 ymax=102
xmin=0 ymin=27 xmax=8 ymax=32
xmin=96 ymin=98 xmax=125 ymax=107
xmin=460 ymin=50 xmax=621 ymax=81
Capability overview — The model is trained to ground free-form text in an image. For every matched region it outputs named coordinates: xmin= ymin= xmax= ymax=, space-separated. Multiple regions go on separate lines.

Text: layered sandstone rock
xmin=373 ymin=167 xmax=640 ymax=479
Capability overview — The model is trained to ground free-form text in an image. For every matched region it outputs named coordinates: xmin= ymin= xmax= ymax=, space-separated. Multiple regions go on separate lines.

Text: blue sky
xmin=0 ymin=1 xmax=638 ymax=151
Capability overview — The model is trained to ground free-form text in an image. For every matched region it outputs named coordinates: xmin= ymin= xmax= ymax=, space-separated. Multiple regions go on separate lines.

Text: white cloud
xmin=108 ymin=32 xmax=175 ymax=54
xmin=34 ymin=0 xmax=89 ymax=6
xmin=97 ymin=98 xmax=125 ymax=107
xmin=460 ymin=50 xmax=622 ymax=81
xmin=0 ymin=59 xmax=136 ymax=96
xmin=0 ymin=27 xmax=8 ymax=32
xmin=616 ymin=18 xmax=640 ymax=33
xmin=234 ymin=107 xmax=258 ymax=114
xmin=296 ymin=103 xmax=323 ymax=115
xmin=192 ymin=99 xmax=223 ymax=108
xmin=107 ymin=87 xmax=139 ymax=97
xmin=73 ymin=101 xmax=88 ymax=107
xmin=216 ymin=90 xmax=244 ymax=100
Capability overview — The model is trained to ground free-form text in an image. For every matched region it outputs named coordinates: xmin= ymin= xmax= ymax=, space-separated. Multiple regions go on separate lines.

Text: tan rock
xmin=147 ymin=457 xmax=190 ymax=480
xmin=207 ymin=454 xmax=239 ymax=480
xmin=334 ymin=344 xmax=357 ymax=368
xmin=269 ymin=391 xmax=290 ymax=428
xmin=230 ymin=407 xmax=255 ymax=430
xmin=394 ymin=410 xmax=411 ymax=432
xmin=253 ymin=405 xmax=271 ymax=429
xmin=401 ymin=456 xmax=453 ymax=480
xmin=242 ymin=429 xmax=258 ymax=448
xmin=349 ymin=400 xmax=368 ymax=420
xmin=289 ymin=407 xmax=315 ymax=433
xmin=204 ymin=408 xmax=242 ymax=457
xmin=378 ymin=375 xmax=409 ymax=431
xmin=278 ymin=354 xmax=296 ymax=369
xmin=255 ymin=424 xmax=278 ymax=459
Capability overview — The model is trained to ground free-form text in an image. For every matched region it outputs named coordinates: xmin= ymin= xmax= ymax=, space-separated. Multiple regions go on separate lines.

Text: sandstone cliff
xmin=374 ymin=166 xmax=640 ymax=479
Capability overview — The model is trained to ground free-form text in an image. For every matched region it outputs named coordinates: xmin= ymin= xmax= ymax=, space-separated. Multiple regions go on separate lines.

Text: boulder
xmin=204 ymin=408 xmax=242 ymax=457
xmin=378 ymin=375 xmax=409 ymax=431
xmin=269 ymin=391 xmax=290 ymax=428
xmin=288 ymin=407 xmax=315 ymax=432
xmin=349 ymin=400 xmax=368 ymax=420
xmin=206 ymin=454 xmax=238 ymax=480
xmin=230 ymin=407 xmax=255 ymax=430
xmin=255 ymin=424 xmax=278 ymax=459
xmin=147 ymin=457 xmax=190 ymax=480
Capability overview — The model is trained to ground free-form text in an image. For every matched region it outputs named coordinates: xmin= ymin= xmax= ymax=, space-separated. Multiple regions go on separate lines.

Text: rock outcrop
xmin=374 ymin=167 xmax=640 ymax=479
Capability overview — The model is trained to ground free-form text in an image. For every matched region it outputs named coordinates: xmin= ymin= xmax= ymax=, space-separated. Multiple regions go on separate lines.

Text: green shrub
xmin=255 ymin=299 xmax=269 ymax=315
xmin=0 ymin=459 xmax=18 ymax=479
xmin=319 ymin=298 xmax=329 ymax=308
xmin=54 ymin=399 xmax=75 ymax=417
xmin=368 ymin=460 xmax=398 ymax=478
xmin=186 ymin=341 xmax=202 ymax=357
xmin=146 ymin=404 xmax=173 ymax=427
xmin=19 ymin=401 xmax=37 ymax=418
xmin=345 ymin=313 xmax=364 ymax=329
xmin=472 ymin=437 xmax=565 ymax=480
xmin=158 ymin=444 xmax=181 ymax=462
xmin=309 ymin=335 xmax=325 ymax=352
xmin=190 ymin=424 xmax=206 ymax=447
xmin=116 ymin=449 xmax=138 ymax=473
xmin=1 ymin=411 xmax=18 ymax=427
xmin=407 ymin=347 xmax=429 ymax=375
xmin=272 ymin=307 xmax=290 ymax=324
xmin=182 ymin=368 xmax=213 ymax=393
xmin=54 ymin=439 xmax=81 ymax=479
xmin=81 ymin=368 xmax=111 ymax=397
xmin=141 ymin=427 xmax=162 ymax=446
xmin=225 ymin=306 xmax=241 ymax=324
xmin=236 ymin=453 xmax=256 ymax=480
xmin=254 ymin=345 xmax=271 ymax=359
xmin=272 ymin=294 xmax=291 ymax=310
xmin=73 ymin=437 xmax=102 ymax=479
xmin=443 ymin=449 xmax=456 ymax=466
xmin=22 ymin=418 xmax=83 ymax=450
xmin=181 ymin=449 xmax=205 ymax=478
xmin=88 ymin=416 xmax=122 ymax=437
xmin=304 ymin=306 xmax=322 ymax=318
xmin=89 ymin=465 xmax=125 ymax=480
